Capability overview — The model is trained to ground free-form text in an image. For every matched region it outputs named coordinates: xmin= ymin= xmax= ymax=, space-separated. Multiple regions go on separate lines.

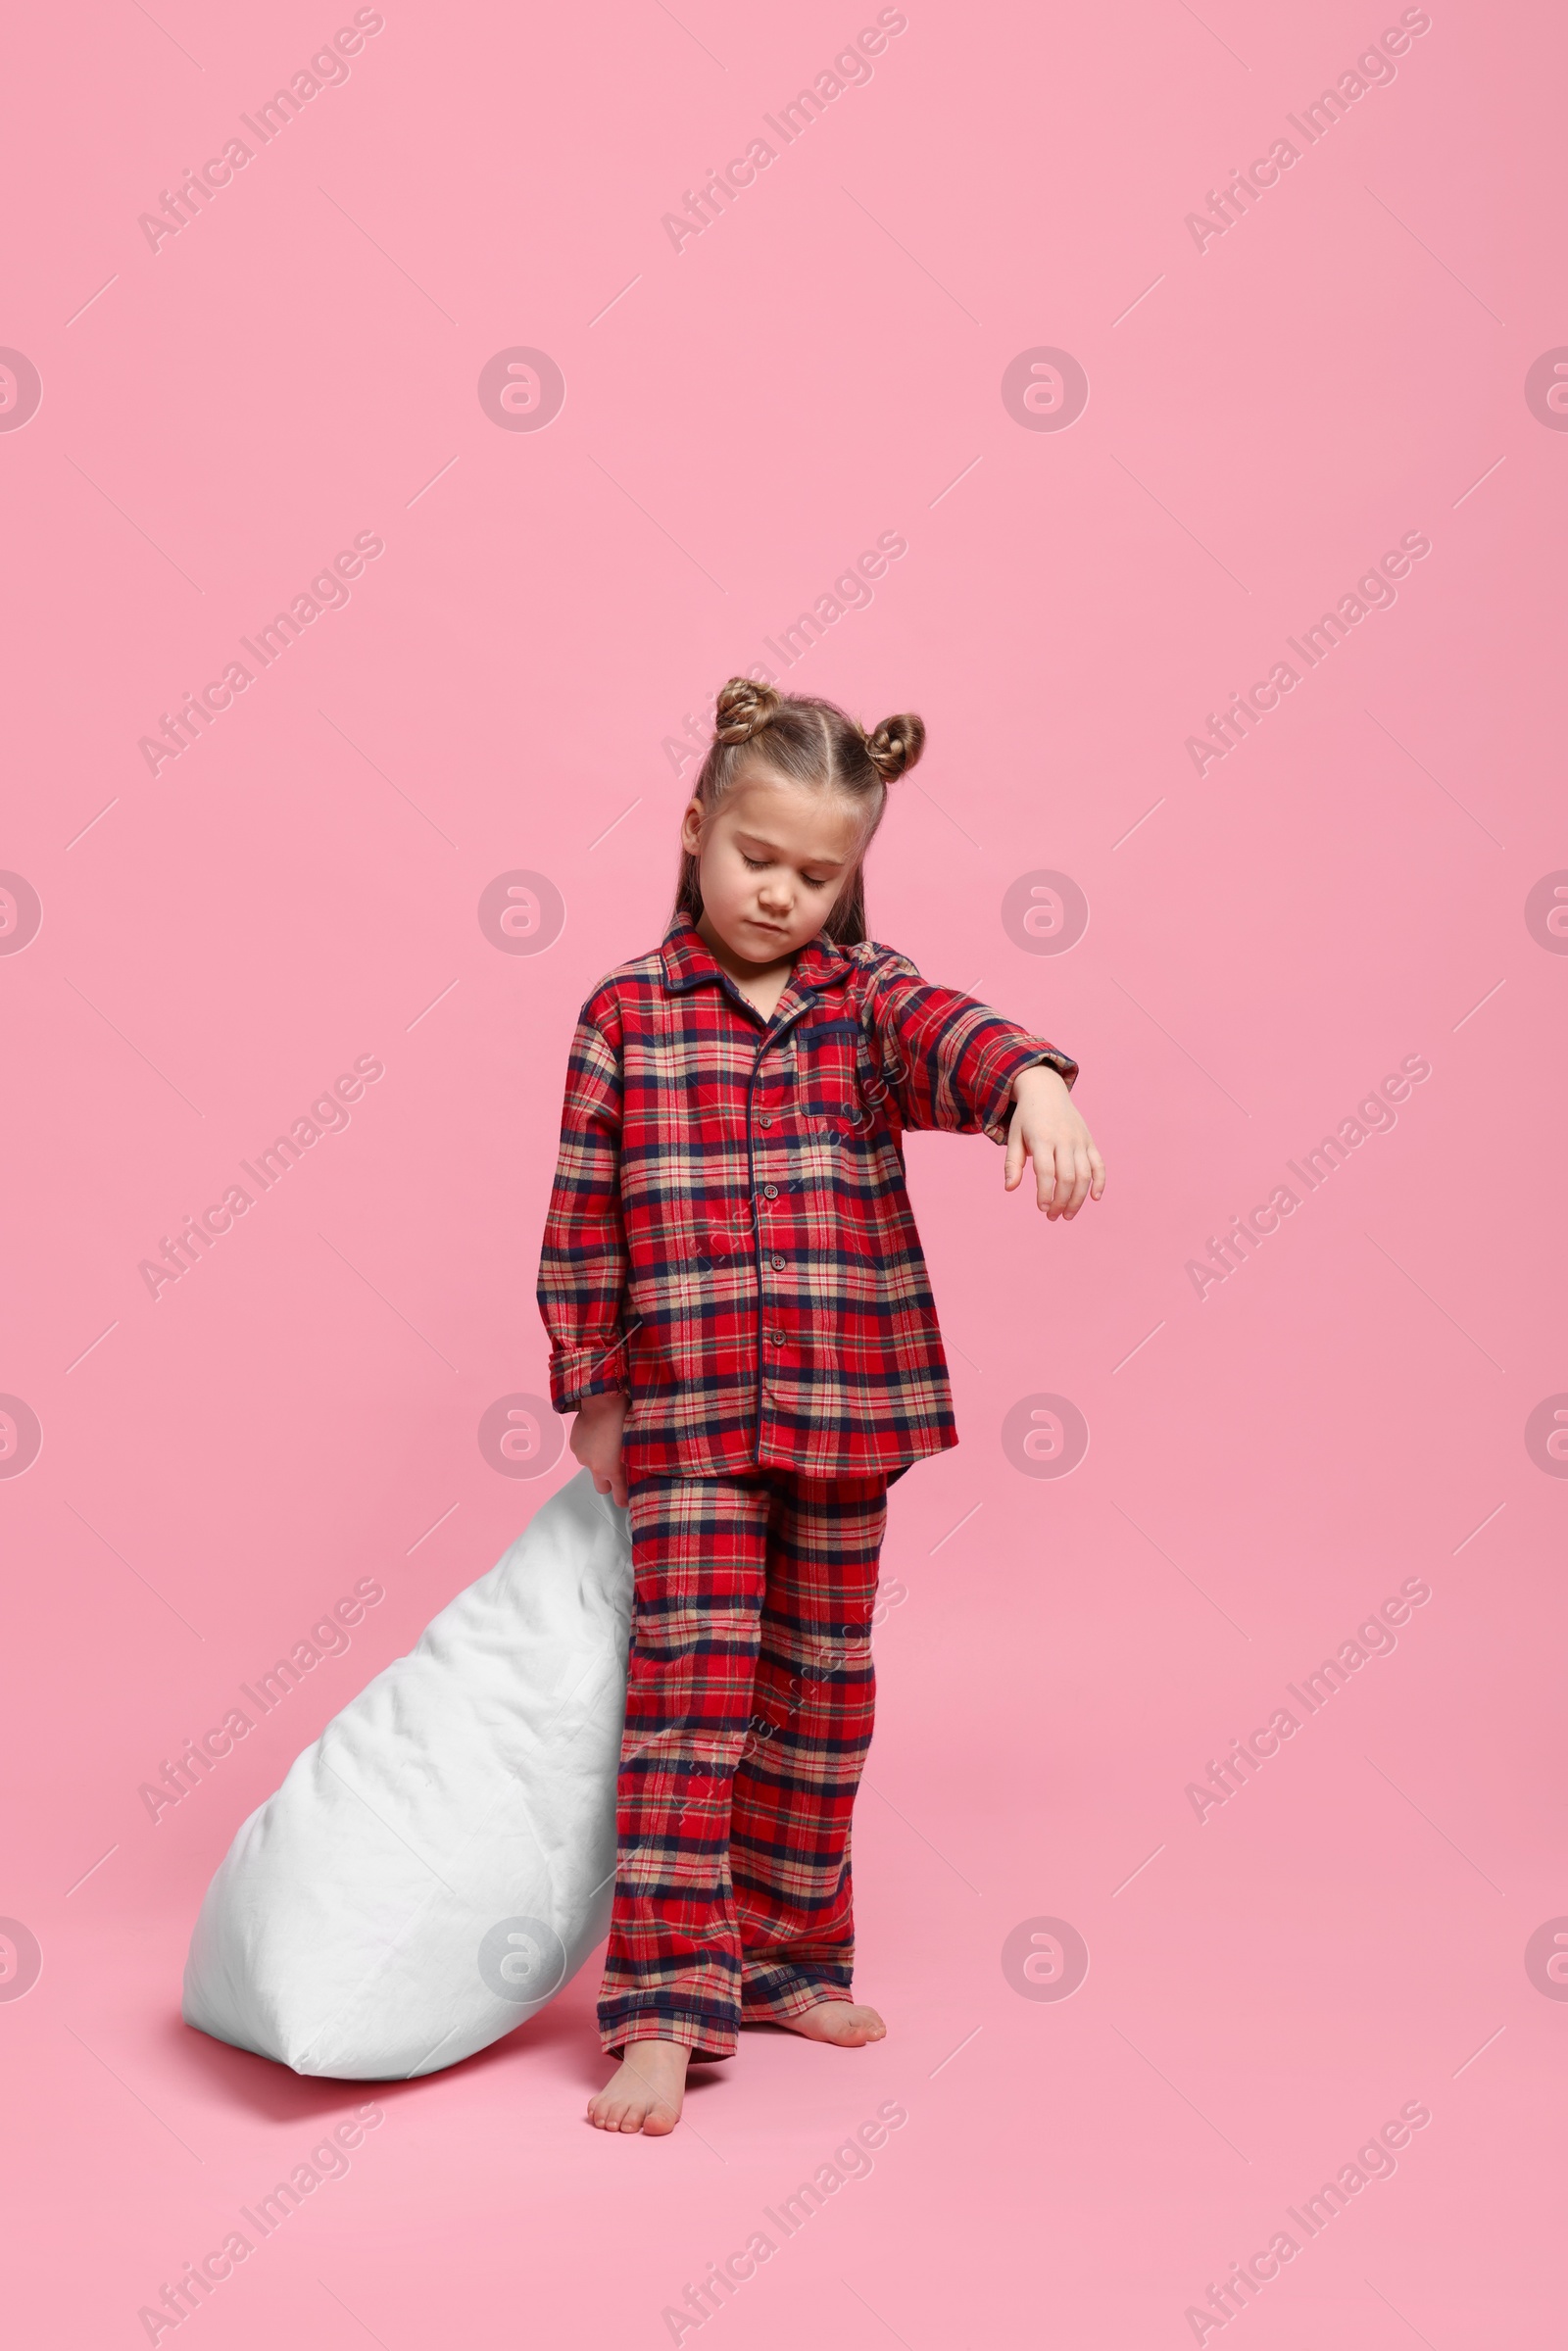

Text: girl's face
xmin=682 ymin=768 xmax=863 ymax=966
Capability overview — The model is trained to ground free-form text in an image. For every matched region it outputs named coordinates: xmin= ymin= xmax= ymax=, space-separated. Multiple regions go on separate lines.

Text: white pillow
xmin=182 ymin=1469 xmax=632 ymax=2079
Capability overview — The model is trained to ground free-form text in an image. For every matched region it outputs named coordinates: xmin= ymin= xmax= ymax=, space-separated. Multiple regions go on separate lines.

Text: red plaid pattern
xmin=537 ymin=909 xmax=1077 ymax=1480
xmin=598 ymin=1468 xmax=889 ymax=2059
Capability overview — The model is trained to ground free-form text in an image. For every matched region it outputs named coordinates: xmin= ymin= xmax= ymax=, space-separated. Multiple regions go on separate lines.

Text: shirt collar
xmin=659 ymin=907 xmax=853 ymax=998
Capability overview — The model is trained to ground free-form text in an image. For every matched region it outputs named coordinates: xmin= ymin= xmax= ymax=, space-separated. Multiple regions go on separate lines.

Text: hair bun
xmin=865 ymin=711 xmax=925 ymax=781
xmin=713 ymin=676 xmax=781 ymax=745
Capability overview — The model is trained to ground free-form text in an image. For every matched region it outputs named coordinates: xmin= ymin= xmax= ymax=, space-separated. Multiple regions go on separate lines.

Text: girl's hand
xmin=570 ymin=1390 xmax=630 ymax=1507
xmin=1004 ymin=1065 xmax=1106 ymax=1220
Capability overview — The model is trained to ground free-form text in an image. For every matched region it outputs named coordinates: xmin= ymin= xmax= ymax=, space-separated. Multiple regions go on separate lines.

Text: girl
xmin=536 ymin=679 xmax=1104 ymax=2134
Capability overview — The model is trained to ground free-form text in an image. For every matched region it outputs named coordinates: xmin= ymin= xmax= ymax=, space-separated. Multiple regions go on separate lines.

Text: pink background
xmin=3 ymin=0 xmax=1564 ymax=2341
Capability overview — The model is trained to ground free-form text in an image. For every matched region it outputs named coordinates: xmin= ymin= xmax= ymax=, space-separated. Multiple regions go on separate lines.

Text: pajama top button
xmin=759 ymin=1114 xmax=773 ymax=1127
xmin=762 ymin=1183 xmax=778 ymax=1199
xmin=770 ymin=1254 xmax=785 ymax=1269
xmin=768 ymin=1330 xmax=785 ymax=1345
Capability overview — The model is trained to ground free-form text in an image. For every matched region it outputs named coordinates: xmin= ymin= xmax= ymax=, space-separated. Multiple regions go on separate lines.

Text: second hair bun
xmin=713 ymin=677 xmax=781 ymax=744
xmin=865 ymin=711 xmax=925 ymax=781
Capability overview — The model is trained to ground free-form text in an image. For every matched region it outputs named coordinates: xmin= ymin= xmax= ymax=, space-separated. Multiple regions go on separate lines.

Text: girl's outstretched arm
xmin=859 ymin=947 xmax=1078 ymax=1144
xmin=1004 ymin=1063 xmax=1106 ymax=1219
xmin=858 ymin=946 xmax=1104 ymax=1219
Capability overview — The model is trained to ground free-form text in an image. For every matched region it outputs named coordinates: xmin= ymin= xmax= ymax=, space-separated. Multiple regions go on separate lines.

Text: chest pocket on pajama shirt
xmin=789 ymin=1015 xmax=867 ymax=1133
xmin=779 ymin=1016 xmax=885 ymax=1279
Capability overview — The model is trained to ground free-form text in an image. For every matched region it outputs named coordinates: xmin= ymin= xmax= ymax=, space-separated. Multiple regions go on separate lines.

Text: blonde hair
xmin=673 ymin=678 xmax=925 ymax=945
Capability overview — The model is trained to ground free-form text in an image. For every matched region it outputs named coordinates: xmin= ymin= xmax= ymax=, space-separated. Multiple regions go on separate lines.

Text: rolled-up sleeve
xmin=536 ymin=1007 xmax=633 ymax=1412
xmin=860 ymin=948 xmax=1078 ymax=1145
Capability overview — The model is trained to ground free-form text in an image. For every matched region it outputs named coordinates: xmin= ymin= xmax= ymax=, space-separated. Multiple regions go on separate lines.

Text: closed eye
xmin=743 ymin=854 xmax=832 ymax=888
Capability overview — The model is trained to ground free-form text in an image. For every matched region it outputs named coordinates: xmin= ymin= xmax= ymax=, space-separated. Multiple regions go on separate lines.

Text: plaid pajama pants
xmin=597 ymin=1466 xmax=890 ymax=2061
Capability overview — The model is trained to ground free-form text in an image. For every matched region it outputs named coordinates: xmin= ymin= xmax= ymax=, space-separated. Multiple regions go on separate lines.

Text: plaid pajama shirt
xmin=536 ymin=908 xmax=1078 ymax=2051
xmin=537 ymin=908 xmax=1077 ymax=1479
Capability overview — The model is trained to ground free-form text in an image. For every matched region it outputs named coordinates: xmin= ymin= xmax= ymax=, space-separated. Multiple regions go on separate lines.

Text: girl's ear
xmin=679 ymin=799 xmax=705 ymax=854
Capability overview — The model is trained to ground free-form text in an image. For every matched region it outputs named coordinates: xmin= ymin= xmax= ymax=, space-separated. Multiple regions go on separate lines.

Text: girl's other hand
xmin=1004 ymin=1064 xmax=1106 ymax=1221
xmin=570 ymin=1390 xmax=630 ymax=1507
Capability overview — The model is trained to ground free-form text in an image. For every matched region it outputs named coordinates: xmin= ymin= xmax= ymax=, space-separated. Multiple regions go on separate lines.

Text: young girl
xmin=537 ymin=679 xmax=1104 ymax=2135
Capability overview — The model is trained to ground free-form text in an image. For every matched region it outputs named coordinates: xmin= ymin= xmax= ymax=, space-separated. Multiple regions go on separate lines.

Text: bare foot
xmin=777 ymin=2000 xmax=886 ymax=2047
xmin=587 ymin=2038 xmax=690 ymax=2134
